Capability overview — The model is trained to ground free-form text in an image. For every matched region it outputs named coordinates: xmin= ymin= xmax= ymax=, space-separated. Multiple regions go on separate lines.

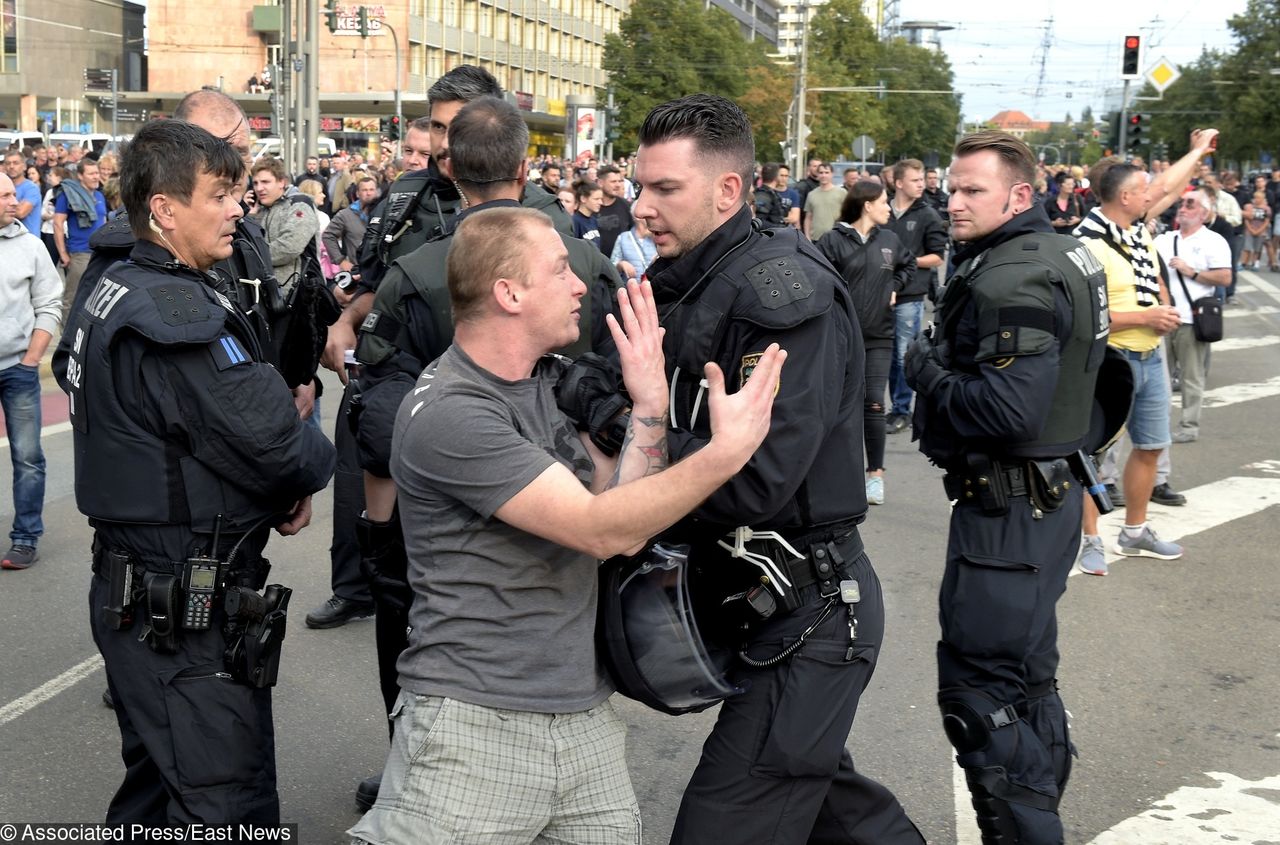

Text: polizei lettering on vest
xmin=87 ymin=278 xmax=131 ymax=320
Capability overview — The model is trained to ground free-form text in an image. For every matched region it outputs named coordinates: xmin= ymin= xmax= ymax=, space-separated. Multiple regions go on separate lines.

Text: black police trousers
xmin=937 ymin=489 xmax=1082 ymax=845
xmin=670 ymin=548 xmax=924 ymax=845
xmin=89 ymin=572 xmax=279 ymax=824
xmin=330 ymin=382 xmax=370 ymax=604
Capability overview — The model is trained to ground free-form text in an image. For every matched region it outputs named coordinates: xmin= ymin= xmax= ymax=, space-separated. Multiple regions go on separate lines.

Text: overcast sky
xmin=900 ymin=0 xmax=1249 ymax=123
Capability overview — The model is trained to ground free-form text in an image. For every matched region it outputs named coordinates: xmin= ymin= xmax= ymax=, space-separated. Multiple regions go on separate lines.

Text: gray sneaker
xmin=1115 ymin=526 xmax=1183 ymax=560
xmin=1076 ymin=535 xmax=1108 ymax=576
xmin=866 ymin=475 xmax=885 ymax=505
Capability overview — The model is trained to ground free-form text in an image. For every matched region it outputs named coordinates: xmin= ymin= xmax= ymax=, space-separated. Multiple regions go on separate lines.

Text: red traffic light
xmin=1125 ymin=36 xmax=1140 ymax=49
xmin=1129 ymin=115 xmax=1141 ymax=125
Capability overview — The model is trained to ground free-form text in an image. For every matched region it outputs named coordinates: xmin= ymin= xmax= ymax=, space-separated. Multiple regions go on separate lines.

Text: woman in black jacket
xmin=817 ymin=180 xmax=916 ymax=505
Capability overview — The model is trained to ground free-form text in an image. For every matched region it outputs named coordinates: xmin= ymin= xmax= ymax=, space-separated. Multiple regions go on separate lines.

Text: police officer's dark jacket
xmin=816 ymin=223 xmax=916 ymax=347
xmin=352 ymin=198 xmax=621 ymax=477
xmin=53 ymin=210 xmax=280 ymax=384
xmin=915 ymin=208 xmax=1109 ymax=469
xmin=888 ymin=196 xmax=948 ymax=301
xmin=648 ymin=203 xmax=866 ymax=532
xmin=56 ymin=240 xmax=335 ymax=562
xmin=356 ymin=163 xmax=574 ymax=293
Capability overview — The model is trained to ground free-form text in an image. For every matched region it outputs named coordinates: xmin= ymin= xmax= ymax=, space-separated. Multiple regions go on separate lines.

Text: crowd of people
xmin=0 ymin=63 xmax=1250 ymax=844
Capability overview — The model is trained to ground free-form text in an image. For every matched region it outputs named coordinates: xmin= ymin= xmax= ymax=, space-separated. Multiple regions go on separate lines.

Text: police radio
xmin=181 ymin=516 xmax=224 ymax=630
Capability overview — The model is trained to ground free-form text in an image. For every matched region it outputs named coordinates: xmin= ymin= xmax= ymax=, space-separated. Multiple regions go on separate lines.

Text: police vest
xmin=937 ymin=231 xmax=1109 ymax=457
xmin=64 ymin=262 xmax=280 ymax=532
xmin=659 ymin=225 xmax=860 ymax=528
xmin=370 ymin=173 xmax=462 ymax=272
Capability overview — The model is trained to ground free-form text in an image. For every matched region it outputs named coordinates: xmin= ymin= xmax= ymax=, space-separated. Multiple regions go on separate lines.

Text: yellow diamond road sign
xmin=1147 ymin=58 xmax=1181 ymax=93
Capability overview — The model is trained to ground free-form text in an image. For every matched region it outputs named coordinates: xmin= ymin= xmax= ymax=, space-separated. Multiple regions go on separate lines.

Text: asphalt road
xmin=2 ymin=272 xmax=1279 ymax=844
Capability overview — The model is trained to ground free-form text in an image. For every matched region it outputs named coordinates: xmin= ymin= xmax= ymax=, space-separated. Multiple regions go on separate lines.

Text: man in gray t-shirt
xmin=350 ymin=206 xmax=785 ymax=843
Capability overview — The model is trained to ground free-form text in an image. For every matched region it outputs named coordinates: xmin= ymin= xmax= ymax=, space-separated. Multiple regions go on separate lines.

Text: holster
xmin=224 ymin=584 xmax=292 ymax=689
xmin=1026 ymin=457 xmax=1074 ymax=514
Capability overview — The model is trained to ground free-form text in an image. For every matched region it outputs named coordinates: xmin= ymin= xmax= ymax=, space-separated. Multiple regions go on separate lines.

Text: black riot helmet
xmin=1085 ymin=346 xmax=1136 ymax=456
xmin=597 ymin=543 xmax=744 ymax=716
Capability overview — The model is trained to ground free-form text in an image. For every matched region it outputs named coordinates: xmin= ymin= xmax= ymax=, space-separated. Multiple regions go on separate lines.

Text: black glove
xmin=554 ymin=353 xmax=630 ymax=456
xmin=904 ymin=330 xmax=949 ymax=396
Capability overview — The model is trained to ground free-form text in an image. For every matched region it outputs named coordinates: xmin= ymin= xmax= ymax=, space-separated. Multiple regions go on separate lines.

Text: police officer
xmin=56 ymin=120 xmax=335 ymax=822
xmin=632 ymin=94 xmax=923 ymax=844
xmin=321 ymin=64 xmax=571 ymax=376
xmin=905 ymin=131 xmax=1112 ymax=844
xmin=347 ymin=94 xmax=619 ymax=812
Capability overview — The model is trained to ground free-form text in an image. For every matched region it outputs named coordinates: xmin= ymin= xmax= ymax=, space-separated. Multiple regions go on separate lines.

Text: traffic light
xmin=358 ymin=6 xmax=371 ymax=37
xmin=1128 ymin=113 xmax=1151 ymax=144
xmin=323 ymin=0 xmax=339 ymax=34
xmin=1121 ymin=35 xmax=1141 ymax=78
xmin=387 ymin=114 xmax=401 ymax=141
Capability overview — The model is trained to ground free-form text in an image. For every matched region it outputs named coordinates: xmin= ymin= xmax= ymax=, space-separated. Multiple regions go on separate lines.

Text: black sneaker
xmin=887 ymin=414 xmax=909 ymax=434
xmin=1 ymin=545 xmax=38 ymax=570
xmin=1150 ymin=482 xmax=1187 ymax=507
xmin=356 ymin=772 xmax=381 ymax=813
xmin=305 ymin=595 xmax=375 ymax=629
xmin=1104 ymin=483 xmax=1126 ymax=507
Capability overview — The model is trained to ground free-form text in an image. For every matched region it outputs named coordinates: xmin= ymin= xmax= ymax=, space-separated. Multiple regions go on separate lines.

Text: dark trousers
xmin=89 ymin=573 xmax=279 ymax=823
xmin=670 ymin=549 xmax=923 ymax=845
xmin=864 ymin=345 xmax=892 ymax=471
xmin=937 ymin=490 xmax=1082 ymax=844
xmin=331 ymin=382 xmax=369 ymax=603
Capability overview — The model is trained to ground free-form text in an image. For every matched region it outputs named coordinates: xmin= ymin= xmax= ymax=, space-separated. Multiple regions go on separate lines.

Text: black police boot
xmin=356 ymin=772 xmax=381 ymax=813
xmin=305 ymin=595 xmax=375 ymax=629
xmin=101 ymin=688 xmax=114 ymax=709
xmin=1150 ymin=482 xmax=1187 ymax=507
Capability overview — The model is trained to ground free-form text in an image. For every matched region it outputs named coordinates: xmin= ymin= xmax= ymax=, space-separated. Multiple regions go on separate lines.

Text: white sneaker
xmin=866 ymin=475 xmax=885 ymax=505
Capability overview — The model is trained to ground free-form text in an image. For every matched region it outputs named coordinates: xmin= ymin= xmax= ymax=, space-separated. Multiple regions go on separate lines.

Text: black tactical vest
xmin=64 ymin=261 xmax=280 ymax=533
xmin=934 ymin=231 xmax=1109 ymax=458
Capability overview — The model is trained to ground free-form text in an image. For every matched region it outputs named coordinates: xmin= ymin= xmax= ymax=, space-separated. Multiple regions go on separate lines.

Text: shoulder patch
xmin=744 ymin=255 xmax=814 ymax=310
xmin=149 ymin=284 xmax=212 ymax=326
xmin=740 ymin=352 xmax=781 ymax=394
xmin=209 ymin=335 xmax=251 ymax=370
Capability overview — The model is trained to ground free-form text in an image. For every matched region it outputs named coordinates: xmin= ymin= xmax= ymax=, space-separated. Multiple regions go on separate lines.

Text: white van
xmin=251 ymin=136 xmax=337 ymax=162
xmin=0 ymin=131 xmax=46 ymax=151
xmin=49 ymin=132 xmax=113 ymax=155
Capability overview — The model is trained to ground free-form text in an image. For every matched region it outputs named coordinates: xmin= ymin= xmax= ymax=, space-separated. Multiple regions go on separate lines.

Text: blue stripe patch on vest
xmin=210 ymin=335 xmax=250 ymax=370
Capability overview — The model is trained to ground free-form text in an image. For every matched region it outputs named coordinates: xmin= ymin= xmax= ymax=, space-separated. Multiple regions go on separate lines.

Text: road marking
xmin=1212 ymin=335 xmax=1279 ymax=352
xmin=0 ymin=654 xmax=103 ymax=726
xmin=1239 ymin=268 xmax=1280 ymax=301
xmin=1087 ymin=771 xmax=1280 ymax=843
xmin=1072 ymin=475 xmax=1280 ymax=575
xmin=1224 ymin=304 xmax=1278 ymax=317
xmin=0 ymin=420 xmax=71 ymax=450
xmin=954 ymin=761 xmax=981 ymax=843
xmin=1201 ymin=375 xmax=1280 ymax=409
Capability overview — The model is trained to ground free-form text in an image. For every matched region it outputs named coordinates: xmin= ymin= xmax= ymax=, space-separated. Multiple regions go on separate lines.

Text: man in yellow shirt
xmin=1072 ymin=128 xmax=1219 ymax=575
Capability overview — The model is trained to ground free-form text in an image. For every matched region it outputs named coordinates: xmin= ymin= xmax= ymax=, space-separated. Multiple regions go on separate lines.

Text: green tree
xmin=738 ymin=58 xmax=794 ymax=165
xmin=1139 ymin=52 xmax=1227 ymax=161
xmin=877 ymin=36 xmax=961 ymax=164
xmin=805 ymin=0 xmax=885 ymax=161
xmin=603 ymin=0 xmax=760 ymax=151
xmin=1220 ymin=0 xmax=1280 ymax=163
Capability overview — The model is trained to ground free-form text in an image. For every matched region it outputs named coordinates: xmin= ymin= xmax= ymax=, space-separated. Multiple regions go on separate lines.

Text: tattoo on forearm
xmin=606 ymin=412 xmax=670 ymax=489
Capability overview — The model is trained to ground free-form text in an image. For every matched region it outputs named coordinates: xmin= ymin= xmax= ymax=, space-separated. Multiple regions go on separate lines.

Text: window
xmin=2 ymin=0 xmax=16 ymax=73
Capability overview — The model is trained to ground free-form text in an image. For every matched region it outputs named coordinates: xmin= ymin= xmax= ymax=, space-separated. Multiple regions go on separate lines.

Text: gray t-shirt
xmin=805 ymin=186 xmax=847 ymax=241
xmin=390 ymin=344 xmax=612 ymax=713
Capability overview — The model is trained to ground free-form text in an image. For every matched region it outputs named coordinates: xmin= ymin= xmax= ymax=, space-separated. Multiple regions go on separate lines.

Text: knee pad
xmin=939 ymin=687 xmax=1021 ymax=755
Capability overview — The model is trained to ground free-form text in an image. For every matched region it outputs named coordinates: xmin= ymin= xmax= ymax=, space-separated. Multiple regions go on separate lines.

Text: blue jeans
xmin=1121 ymin=347 xmax=1172 ymax=450
xmin=888 ymin=300 xmax=925 ymax=417
xmin=0 ymin=363 xmax=45 ymax=546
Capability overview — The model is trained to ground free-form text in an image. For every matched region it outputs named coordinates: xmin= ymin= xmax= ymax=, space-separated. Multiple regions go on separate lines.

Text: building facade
xmin=774 ymin=0 xmax=882 ymax=60
xmin=0 ymin=0 xmax=143 ymax=134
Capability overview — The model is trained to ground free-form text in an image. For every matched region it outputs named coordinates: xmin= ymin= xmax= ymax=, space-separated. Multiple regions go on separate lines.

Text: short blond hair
xmin=447 ymin=207 xmax=554 ymax=323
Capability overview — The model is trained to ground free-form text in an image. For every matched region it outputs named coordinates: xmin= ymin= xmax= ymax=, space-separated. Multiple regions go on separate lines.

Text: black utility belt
xmin=943 ymin=456 xmax=1077 ymax=517
xmin=93 ymin=546 xmax=291 ymax=689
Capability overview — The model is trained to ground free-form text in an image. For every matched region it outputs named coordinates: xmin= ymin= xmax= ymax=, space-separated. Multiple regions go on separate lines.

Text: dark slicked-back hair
xmin=448 ymin=96 xmax=528 ymax=195
xmin=428 ymin=65 xmax=502 ymax=109
xmin=953 ymin=130 xmax=1036 ymax=187
xmin=760 ymin=163 xmax=780 ymax=185
xmin=839 ymin=179 xmax=886 ymax=224
xmin=122 ymin=119 xmax=245 ymax=239
xmin=637 ymin=94 xmax=754 ymax=198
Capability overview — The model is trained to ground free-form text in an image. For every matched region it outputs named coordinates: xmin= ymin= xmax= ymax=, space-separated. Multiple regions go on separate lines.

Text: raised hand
xmin=605 ymin=279 xmax=667 ymax=413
